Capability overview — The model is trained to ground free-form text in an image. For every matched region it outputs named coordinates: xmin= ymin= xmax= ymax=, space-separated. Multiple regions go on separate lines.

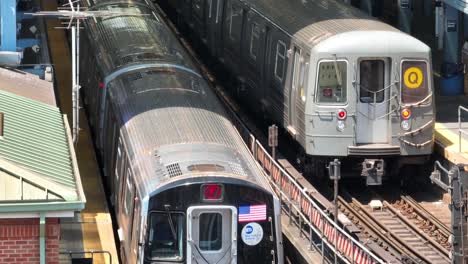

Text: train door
xmin=187 ymin=206 xmax=237 ymax=264
xmin=356 ymin=58 xmax=390 ymax=143
xmin=287 ymin=47 xmax=308 ymax=137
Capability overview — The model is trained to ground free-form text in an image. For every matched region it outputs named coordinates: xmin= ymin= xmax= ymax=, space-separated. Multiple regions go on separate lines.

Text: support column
xmin=444 ymin=4 xmax=461 ymax=64
xmin=360 ymin=0 xmax=373 ymax=15
xmin=39 ymin=212 xmax=46 ymax=264
xmin=398 ymin=0 xmax=413 ymax=33
xmin=0 ymin=0 xmax=17 ymax=51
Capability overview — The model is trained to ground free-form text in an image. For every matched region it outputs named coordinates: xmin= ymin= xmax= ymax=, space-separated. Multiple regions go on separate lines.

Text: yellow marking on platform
xmin=41 ymin=1 xmax=119 ymax=263
xmin=435 ymin=122 xmax=468 ymax=165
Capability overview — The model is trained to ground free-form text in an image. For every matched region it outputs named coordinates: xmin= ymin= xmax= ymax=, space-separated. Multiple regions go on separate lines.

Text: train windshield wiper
xmin=165 ymin=207 xmax=177 ymax=241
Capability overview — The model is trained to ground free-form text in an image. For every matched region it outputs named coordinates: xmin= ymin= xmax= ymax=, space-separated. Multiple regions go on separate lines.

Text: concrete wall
xmin=0 ymin=218 xmax=60 ymax=264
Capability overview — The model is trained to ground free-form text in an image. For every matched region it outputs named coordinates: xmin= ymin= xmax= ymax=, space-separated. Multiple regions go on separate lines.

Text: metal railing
xmin=459 ymin=105 xmax=468 ymax=153
xmin=219 ymin=89 xmax=385 ymax=264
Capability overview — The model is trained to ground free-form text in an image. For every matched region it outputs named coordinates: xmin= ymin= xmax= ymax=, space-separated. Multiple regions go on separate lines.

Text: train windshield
xmin=401 ymin=61 xmax=429 ymax=104
xmin=316 ymin=61 xmax=347 ymax=104
xmin=148 ymin=212 xmax=184 ymax=261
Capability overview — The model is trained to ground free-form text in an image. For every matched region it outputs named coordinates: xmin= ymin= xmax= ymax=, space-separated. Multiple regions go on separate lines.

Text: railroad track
xmin=339 ymin=190 xmax=451 ymax=264
xmin=392 ymin=195 xmax=452 ymax=251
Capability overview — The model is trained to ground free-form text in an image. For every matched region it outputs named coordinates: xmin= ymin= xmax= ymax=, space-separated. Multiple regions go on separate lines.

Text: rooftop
xmin=0 ymin=89 xmax=85 ymax=213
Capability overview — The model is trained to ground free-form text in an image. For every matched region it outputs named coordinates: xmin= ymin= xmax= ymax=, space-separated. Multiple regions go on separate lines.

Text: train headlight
xmin=401 ymin=120 xmax=411 ymax=131
xmin=401 ymin=108 xmax=411 ymax=119
xmin=337 ymin=120 xmax=345 ymax=132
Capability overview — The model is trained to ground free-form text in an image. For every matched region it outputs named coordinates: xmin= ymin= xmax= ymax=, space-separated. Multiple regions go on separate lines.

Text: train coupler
xmin=362 ymin=159 xmax=384 ymax=185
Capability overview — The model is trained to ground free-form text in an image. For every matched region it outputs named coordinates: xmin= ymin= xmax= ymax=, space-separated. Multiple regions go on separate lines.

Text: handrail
xmin=59 ymin=250 xmax=112 ymax=264
xmin=252 ymin=139 xmax=385 ymax=264
xmin=459 ymin=105 xmax=468 ymax=153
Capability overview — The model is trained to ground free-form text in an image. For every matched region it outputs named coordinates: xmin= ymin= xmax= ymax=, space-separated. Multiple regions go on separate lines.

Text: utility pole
xmin=29 ymin=0 xmax=141 ymax=143
xmin=268 ymin=125 xmax=278 ymax=160
xmin=328 ymin=159 xmax=341 ymax=264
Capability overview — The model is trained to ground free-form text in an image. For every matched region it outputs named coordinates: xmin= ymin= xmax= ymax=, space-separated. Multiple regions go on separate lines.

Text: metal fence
xmin=221 ymin=93 xmax=384 ymax=264
xmin=459 ymin=105 xmax=468 ymax=153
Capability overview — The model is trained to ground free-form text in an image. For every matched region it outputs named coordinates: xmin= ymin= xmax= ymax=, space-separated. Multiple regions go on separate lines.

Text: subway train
xmin=158 ymin=0 xmax=435 ymax=185
xmin=79 ymin=0 xmax=283 ymax=263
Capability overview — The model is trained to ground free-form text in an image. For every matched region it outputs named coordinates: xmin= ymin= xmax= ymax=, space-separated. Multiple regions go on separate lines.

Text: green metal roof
xmin=0 ymin=89 xmax=85 ymax=210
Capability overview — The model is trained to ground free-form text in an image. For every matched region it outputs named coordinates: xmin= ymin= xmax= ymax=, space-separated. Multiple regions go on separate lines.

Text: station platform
xmin=41 ymin=1 xmax=119 ymax=263
xmin=434 ymin=95 xmax=468 ymax=166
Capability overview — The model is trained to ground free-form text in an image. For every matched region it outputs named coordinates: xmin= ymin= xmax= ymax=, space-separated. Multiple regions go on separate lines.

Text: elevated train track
xmin=158 ymin=5 xmax=454 ymax=264
xmin=339 ymin=193 xmax=451 ymax=264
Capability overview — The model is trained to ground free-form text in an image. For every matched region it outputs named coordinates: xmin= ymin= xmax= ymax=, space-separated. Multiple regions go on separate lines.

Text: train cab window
xmin=401 ymin=61 xmax=429 ymax=104
xmin=199 ymin=213 xmax=222 ymax=251
xmin=316 ymin=61 xmax=347 ymax=104
xmin=250 ymin=22 xmax=260 ymax=60
xmin=360 ymin=60 xmax=385 ymax=103
xmin=148 ymin=212 xmax=184 ymax=261
xmin=274 ymin=40 xmax=287 ymax=82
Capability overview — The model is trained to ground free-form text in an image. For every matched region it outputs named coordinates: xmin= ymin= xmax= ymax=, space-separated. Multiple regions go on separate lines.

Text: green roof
xmin=0 ymin=90 xmax=85 ymax=211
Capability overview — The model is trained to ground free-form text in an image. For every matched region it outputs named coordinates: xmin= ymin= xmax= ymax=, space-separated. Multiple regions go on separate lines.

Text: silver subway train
xmin=159 ymin=0 xmax=435 ymax=185
xmin=79 ymin=0 xmax=283 ymax=263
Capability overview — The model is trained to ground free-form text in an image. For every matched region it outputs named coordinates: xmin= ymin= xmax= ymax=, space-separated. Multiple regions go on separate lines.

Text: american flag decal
xmin=238 ymin=204 xmax=267 ymax=222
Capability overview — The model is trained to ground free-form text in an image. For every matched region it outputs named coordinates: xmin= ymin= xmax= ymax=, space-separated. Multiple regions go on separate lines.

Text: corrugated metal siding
xmin=0 ymin=90 xmax=76 ymax=189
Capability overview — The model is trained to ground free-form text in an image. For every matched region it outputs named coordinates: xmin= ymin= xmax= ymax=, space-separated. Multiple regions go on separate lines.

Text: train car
xmin=159 ymin=0 xmax=435 ymax=185
xmin=78 ymin=0 xmax=283 ymax=263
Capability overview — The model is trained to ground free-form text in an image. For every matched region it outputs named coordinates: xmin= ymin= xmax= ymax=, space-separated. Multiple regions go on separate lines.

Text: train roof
xmin=109 ymin=71 xmax=271 ymax=196
xmin=81 ymin=0 xmax=194 ymax=76
xmin=245 ymin=0 xmax=400 ymax=46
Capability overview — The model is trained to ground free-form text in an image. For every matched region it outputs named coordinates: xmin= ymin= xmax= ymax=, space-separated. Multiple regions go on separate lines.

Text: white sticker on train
xmin=241 ymin=222 xmax=263 ymax=246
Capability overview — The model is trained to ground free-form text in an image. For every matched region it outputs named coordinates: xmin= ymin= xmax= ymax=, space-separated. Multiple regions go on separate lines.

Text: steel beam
xmin=444 ymin=4 xmax=461 ymax=64
xmin=0 ymin=0 xmax=17 ymax=51
xmin=398 ymin=0 xmax=413 ymax=33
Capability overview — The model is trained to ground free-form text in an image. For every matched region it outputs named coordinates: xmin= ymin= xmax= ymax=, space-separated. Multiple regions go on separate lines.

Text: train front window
xmin=316 ymin=61 xmax=347 ymax=104
xmin=401 ymin=61 xmax=429 ymax=104
xmin=148 ymin=212 xmax=184 ymax=261
xmin=199 ymin=213 xmax=222 ymax=251
xmin=359 ymin=60 xmax=385 ymax=103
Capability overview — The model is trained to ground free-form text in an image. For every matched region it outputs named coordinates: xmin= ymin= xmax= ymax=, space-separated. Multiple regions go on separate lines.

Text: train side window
xmin=131 ymin=199 xmax=141 ymax=255
xmin=299 ymin=54 xmax=310 ymax=102
xmin=228 ymin=3 xmax=242 ymax=42
xmin=316 ymin=61 xmax=347 ymax=104
xmin=124 ymin=169 xmax=134 ymax=215
xmin=148 ymin=212 xmax=184 ymax=261
xmin=274 ymin=40 xmax=286 ymax=82
xmin=249 ymin=22 xmax=260 ymax=60
xmin=115 ymin=138 xmax=123 ymax=181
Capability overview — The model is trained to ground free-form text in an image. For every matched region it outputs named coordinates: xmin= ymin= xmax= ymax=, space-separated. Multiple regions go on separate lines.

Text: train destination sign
xmin=403 ymin=67 xmax=423 ymax=89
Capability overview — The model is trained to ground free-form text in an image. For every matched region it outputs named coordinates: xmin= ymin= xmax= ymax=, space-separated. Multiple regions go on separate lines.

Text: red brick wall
xmin=0 ymin=218 xmax=60 ymax=264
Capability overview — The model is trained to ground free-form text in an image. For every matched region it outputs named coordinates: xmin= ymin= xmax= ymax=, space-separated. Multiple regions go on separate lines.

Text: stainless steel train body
xmin=79 ymin=0 xmax=283 ymax=263
xmin=160 ymin=0 xmax=435 ymax=184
